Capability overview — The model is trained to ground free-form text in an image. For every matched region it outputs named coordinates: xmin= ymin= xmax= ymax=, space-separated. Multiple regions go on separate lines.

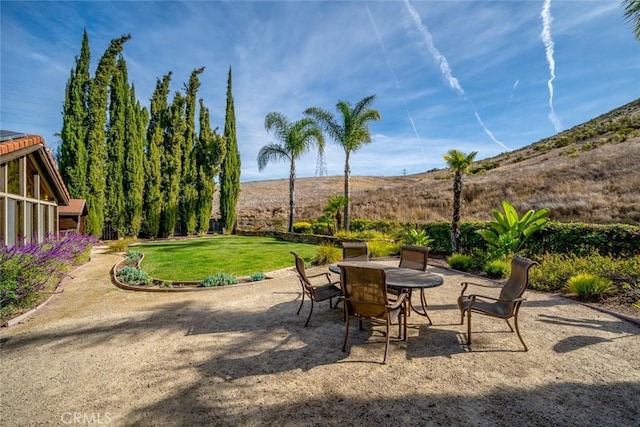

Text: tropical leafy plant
xmin=402 ymin=228 xmax=434 ymax=247
xmin=305 ymin=94 xmax=381 ymax=231
xmin=258 ymin=112 xmax=325 ymax=232
xmin=443 ymin=149 xmax=477 ymax=253
xmin=321 ymin=194 xmax=349 ymax=234
xmin=479 ymin=200 xmax=550 ymax=259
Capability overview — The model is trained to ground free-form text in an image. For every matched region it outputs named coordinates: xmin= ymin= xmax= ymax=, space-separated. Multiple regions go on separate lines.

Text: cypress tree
xmin=159 ymin=91 xmax=185 ymax=237
xmin=86 ymin=34 xmax=131 ymax=237
xmin=123 ymin=84 xmax=147 ymax=237
xmin=58 ymin=29 xmax=90 ymax=199
xmin=105 ymin=56 xmax=128 ymax=238
xmin=143 ymin=73 xmax=171 ymax=239
xmin=196 ymin=99 xmax=226 ymax=234
xmin=219 ymin=67 xmax=241 ymax=234
xmin=180 ymin=67 xmax=205 ymax=235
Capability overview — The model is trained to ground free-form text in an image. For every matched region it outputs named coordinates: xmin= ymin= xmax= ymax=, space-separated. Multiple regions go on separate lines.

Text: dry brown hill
xmin=224 ymin=98 xmax=640 ymax=231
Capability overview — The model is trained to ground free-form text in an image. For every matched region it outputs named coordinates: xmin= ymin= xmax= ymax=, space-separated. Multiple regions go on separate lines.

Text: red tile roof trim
xmin=0 ymin=134 xmax=71 ymax=204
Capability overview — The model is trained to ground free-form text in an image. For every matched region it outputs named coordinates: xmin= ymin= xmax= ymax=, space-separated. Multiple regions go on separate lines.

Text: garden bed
xmin=110 ymin=254 xmax=273 ymax=292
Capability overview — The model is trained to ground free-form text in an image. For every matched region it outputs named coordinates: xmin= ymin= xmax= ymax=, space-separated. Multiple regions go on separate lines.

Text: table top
xmin=329 ymin=261 xmax=444 ymax=290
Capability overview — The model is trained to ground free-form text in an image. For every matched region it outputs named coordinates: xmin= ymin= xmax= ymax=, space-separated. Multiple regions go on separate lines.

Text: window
xmin=7 ymin=159 xmax=20 ymax=195
xmin=25 ymin=202 xmax=33 ymax=243
xmin=26 ymin=157 xmax=37 ymax=198
xmin=16 ymin=200 xmax=24 ymax=244
xmin=40 ymin=180 xmax=54 ymax=202
xmin=32 ymin=202 xmax=39 ymax=243
xmin=0 ymin=164 xmax=5 ymax=192
xmin=0 ymin=197 xmax=5 ymax=245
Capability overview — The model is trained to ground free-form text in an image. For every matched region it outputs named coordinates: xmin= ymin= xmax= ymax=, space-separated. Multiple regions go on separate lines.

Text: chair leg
xmin=514 ymin=312 xmax=528 ymax=351
xmin=342 ymin=315 xmax=350 ymax=352
xmin=505 ymin=319 xmax=515 ymax=332
xmin=383 ymin=318 xmax=390 ymax=364
xmin=304 ymin=299 xmax=314 ymax=327
xmin=466 ymin=309 xmax=472 ymax=345
xmin=296 ymin=292 xmax=305 ymax=315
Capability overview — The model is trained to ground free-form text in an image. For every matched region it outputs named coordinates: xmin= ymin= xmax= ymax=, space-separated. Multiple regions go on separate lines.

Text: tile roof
xmin=59 ymin=199 xmax=87 ymax=216
xmin=0 ymin=132 xmax=70 ymax=204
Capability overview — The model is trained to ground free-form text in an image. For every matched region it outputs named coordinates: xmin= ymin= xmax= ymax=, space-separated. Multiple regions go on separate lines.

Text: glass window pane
xmin=25 ymin=203 xmax=33 ymax=243
xmin=17 ymin=200 xmax=24 ymax=244
xmin=40 ymin=181 xmax=54 ymax=202
xmin=0 ymin=197 xmax=5 ymax=245
xmin=7 ymin=159 xmax=20 ymax=195
xmin=32 ymin=202 xmax=39 ymax=243
xmin=38 ymin=204 xmax=45 ymax=242
xmin=7 ymin=199 xmax=16 ymax=247
xmin=26 ymin=157 xmax=36 ymax=199
xmin=0 ymin=164 xmax=5 ymax=192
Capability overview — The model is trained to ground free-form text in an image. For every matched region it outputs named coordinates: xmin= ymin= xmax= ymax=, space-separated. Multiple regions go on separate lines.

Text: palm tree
xmin=443 ymin=149 xmax=477 ymax=253
xmin=623 ymin=0 xmax=640 ymax=41
xmin=305 ymin=95 xmax=381 ymax=231
xmin=257 ymin=112 xmax=325 ymax=233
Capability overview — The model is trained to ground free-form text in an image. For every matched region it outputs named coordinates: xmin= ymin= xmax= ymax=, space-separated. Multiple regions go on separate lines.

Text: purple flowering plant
xmin=0 ymin=233 xmax=97 ymax=310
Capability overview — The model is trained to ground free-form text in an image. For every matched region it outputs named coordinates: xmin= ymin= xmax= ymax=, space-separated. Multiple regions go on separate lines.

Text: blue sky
xmin=1 ymin=1 xmax=639 ymax=182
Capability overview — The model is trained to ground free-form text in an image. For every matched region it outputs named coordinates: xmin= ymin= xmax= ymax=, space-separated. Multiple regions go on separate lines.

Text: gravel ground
xmin=1 ymin=248 xmax=639 ymax=426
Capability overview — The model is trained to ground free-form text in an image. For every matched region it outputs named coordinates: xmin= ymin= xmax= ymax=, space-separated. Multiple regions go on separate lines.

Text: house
xmin=0 ymin=130 xmax=70 ymax=247
xmin=59 ymin=199 xmax=88 ymax=235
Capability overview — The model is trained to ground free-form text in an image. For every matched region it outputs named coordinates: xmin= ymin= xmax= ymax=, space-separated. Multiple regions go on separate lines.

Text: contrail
xmin=404 ymin=0 xmax=464 ymax=96
xmin=541 ymin=0 xmax=562 ymax=132
xmin=404 ymin=0 xmax=509 ymax=150
xmin=366 ymin=2 xmax=425 ymax=159
xmin=503 ymin=79 xmax=519 ymax=115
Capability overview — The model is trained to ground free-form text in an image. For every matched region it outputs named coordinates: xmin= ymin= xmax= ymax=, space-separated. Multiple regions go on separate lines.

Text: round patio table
xmin=329 ymin=261 xmax=444 ymax=324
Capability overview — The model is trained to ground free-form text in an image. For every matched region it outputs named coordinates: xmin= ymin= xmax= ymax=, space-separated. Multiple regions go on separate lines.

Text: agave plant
xmin=479 ymin=200 xmax=550 ymax=259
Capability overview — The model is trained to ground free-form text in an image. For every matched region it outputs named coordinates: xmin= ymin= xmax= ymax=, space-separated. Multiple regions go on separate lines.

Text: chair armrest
xmin=387 ymin=292 xmax=407 ymax=310
xmin=460 ymin=281 xmax=501 ymax=296
xmin=466 ymin=294 xmax=527 ymax=304
xmin=307 ymin=272 xmax=339 ymax=288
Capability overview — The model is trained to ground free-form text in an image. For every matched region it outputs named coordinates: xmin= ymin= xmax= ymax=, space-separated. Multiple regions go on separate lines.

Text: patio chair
xmin=339 ymin=264 xmax=407 ymax=364
xmin=342 ymin=241 xmax=369 ymax=261
xmin=399 ymin=245 xmax=429 ymax=271
xmin=291 ymin=252 xmax=342 ymax=327
xmin=457 ymin=256 xmax=537 ymax=351
xmin=395 ymin=244 xmax=430 ymax=319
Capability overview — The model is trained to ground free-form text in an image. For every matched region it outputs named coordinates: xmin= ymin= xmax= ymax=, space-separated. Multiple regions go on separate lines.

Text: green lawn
xmin=133 ymin=236 xmax=319 ymax=281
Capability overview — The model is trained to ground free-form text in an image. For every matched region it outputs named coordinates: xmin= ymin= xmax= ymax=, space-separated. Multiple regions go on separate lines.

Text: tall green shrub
xmin=219 ymin=67 xmax=241 ymax=234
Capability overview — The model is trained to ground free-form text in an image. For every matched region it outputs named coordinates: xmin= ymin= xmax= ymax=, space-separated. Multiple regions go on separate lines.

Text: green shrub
xmin=201 ymin=273 xmax=237 ymax=287
xmin=159 ymin=280 xmax=173 ymax=288
xmin=349 ymin=219 xmax=401 ymax=234
xmin=566 ymin=273 xmax=615 ymax=301
xmin=311 ymin=221 xmax=331 ymax=235
xmin=107 ymin=238 xmax=135 ymax=253
xmin=292 ymin=222 xmax=313 ymax=234
xmin=117 ymin=267 xmax=151 ymax=286
xmin=484 ymin=259 xmax=510 ymax=279
xmin=447 ymin=254 xmax=476 ymax=272
xmin=313 ymin=243 xmax=341 ymax=265
xmin=367 ymin=240 xmax=402 ymax=258
xmin=250 ymin=272 xmax=266 ymax=282
xmin=335 ymin=230 xmax=393 ymax=240
xmin=529 ymin=253 xmax=640 ymax=292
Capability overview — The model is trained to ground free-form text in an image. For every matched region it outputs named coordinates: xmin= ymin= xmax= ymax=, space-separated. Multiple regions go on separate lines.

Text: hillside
xmin=223 ymin=98 xmax=640 ymax=231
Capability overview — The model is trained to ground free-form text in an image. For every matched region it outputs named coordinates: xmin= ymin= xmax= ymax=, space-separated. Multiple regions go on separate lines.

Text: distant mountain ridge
xmin=230 ymin=98 xmax=640 ymax=230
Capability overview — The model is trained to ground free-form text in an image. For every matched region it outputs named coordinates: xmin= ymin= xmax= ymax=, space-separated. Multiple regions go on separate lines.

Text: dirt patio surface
xmin=1 ymin=248 xmax=639 ymax=426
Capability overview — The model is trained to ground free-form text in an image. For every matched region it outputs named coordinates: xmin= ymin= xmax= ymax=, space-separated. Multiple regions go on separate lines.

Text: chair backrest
xmin=498 ymin=256 xmax=537 ymax=311
xmin=342 ymin=241 xmax=369 ymax=261
xmin=291 ymin=251 xmax=311 ymax=288
xmin=399 ymin=245 xmax=429 ymax=271
xmin=339 ymin=265 xmax=388 ymax=319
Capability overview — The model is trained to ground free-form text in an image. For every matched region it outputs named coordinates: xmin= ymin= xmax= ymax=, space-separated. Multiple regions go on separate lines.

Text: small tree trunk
xmin=451 ymin=172 xmax=462 ymax=253
xmin=344 ymin=150 xmax=351 ymax=231
xmin=289 ymin=159 xmax=296 ymax=233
